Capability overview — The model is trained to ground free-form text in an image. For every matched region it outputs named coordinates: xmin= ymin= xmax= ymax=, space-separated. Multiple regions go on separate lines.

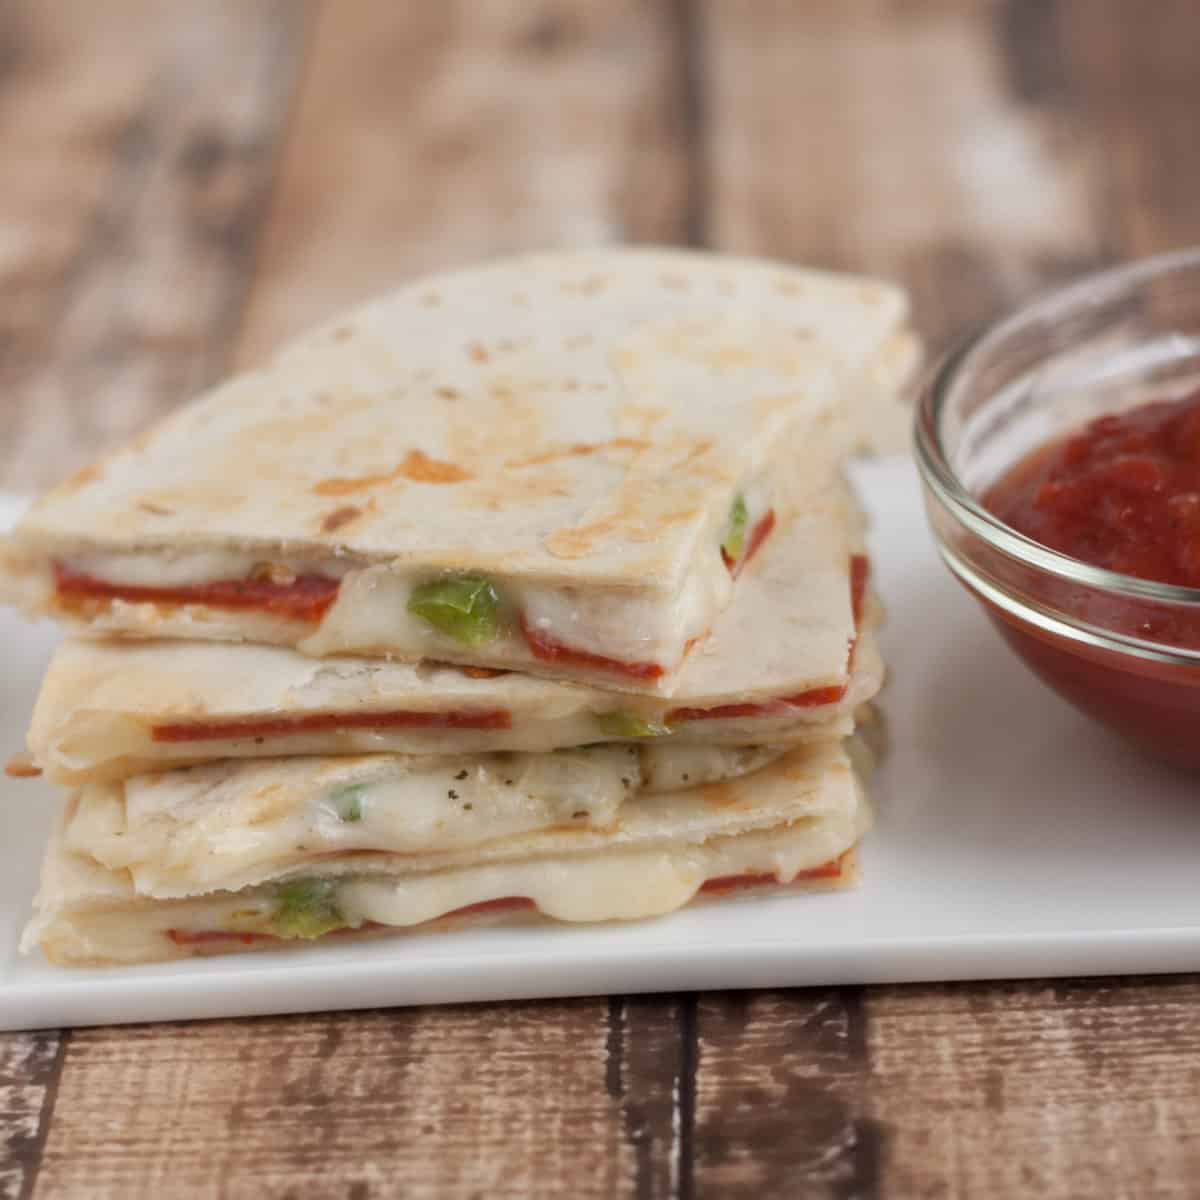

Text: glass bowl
xmin=914 ymin=247 xmax=1200 ymax=768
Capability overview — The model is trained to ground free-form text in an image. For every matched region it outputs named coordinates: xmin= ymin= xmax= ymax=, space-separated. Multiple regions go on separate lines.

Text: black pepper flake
xmin=448 ymin=789 xmax=459 ymax=800
xmin=572 ymin=810 xmax=588 ymax=819
xmin=504 ymin=779 xmax=514 ymax=786
xmin=621 ymin=777 xmax=631 ymax=787
xmin=454 ymin=769 xmax=469 ymax=780
xmin=463 ymin=802 xmax=474 ymax=811
xmin=254 ymin=737 xmax=265 ymax=745
xmin=682 ymin=773 xmax=690 ymax=782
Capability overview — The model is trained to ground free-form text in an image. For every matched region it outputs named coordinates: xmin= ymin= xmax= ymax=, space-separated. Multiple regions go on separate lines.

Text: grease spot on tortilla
xmin=467 ymin=342 xmax=489 ymax=363
xmin=136 ymin=500 xmax=175 ymax=517
xmin=320 ymin=505 xmax=363 ymax=533
xmin=435 ymin=386 xmax=460 ymax=401
xmin=332 ymin=326 xmax=354 ymax=342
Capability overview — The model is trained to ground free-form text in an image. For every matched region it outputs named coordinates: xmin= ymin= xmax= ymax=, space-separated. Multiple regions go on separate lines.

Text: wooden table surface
xmin=2 ymin=3 xmax=1199 ymax=1197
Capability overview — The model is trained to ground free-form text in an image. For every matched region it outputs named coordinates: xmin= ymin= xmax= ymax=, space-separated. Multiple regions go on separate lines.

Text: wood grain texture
xmin=235 ymin=0 xmax=691 ymax=364
xmin=33 ymin=1001 xmax=681 ymax=1200
xmin=607 ymin=996 xmax=687 ymax=1200
xmin=1062 ymin=0 xmax=1200 ymax=257
xmin=700 ymin=0 xmax=1103 ymax=346
xmin=0 ymin=0 xmax=309 ymax=490
xmin=0 ymin=1032 xmax=64 ymax=1200
xmin=866 ymin=978 xmax=1200 ymax=1200
xmin=691 ymin=991 xmax=880 ymax=1200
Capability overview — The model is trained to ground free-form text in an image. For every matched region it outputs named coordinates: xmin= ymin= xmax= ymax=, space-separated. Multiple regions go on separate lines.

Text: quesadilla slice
xmin=2 ymin=248 xmax=909 ymax=693
xmin=28 ymin=485 xmax=881 ymax=782
xmin=22 ymin=739 xmax=867 ymax=965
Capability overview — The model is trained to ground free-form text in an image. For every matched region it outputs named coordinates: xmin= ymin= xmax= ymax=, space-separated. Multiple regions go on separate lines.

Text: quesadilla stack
xmin=3 ymin=248 xmax=916 ymax=966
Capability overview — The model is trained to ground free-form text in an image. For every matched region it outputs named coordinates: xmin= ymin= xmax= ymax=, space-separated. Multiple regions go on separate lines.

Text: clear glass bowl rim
xmin=914 ymin=244 xmax=1200 ymax=611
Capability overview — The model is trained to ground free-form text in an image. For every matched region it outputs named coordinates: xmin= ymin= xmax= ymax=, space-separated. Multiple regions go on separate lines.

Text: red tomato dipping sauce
xmin=986 ymin=394 xmax=1200 ymax=601
xmin=980 ymin=390 xmax=1200 ymax=766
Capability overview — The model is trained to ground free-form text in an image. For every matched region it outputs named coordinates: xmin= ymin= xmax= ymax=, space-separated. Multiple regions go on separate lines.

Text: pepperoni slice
xmin=54 ymin=564 xmax=341 ymax=623
xmin=520 ymin=616 xmax=667 ymax=680
xmin=152 ymin=707 xmax=512 ymax=743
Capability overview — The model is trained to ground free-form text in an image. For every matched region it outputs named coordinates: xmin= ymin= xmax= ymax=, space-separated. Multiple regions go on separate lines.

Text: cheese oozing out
xmin=50 ymin=477 xmax=777 ymax=684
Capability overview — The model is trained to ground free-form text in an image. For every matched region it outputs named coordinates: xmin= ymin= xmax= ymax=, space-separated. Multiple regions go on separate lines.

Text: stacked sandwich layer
xmin=2 ymin=248 xmax=917 ymax=966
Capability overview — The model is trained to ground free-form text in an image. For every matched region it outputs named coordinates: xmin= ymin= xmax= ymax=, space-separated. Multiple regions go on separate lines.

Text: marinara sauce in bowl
xmin=915 ymin=248 xmax=1200 ymax=768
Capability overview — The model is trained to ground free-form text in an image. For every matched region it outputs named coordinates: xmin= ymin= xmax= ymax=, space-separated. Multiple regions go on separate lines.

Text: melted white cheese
xmin=338 ymin=819 xmax=848 ymax=926
xmin=37 ymin=817 xmax=857 ymax=964
xmin=55 ymin=475 xmax=765 ymax=676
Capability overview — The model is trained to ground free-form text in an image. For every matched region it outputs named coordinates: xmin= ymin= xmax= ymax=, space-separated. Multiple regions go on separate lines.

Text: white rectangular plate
xmin=5 ymin=459 xmax=1200 ymax=1031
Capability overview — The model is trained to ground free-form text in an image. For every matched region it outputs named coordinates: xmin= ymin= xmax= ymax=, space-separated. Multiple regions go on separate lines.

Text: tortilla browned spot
xmin=313 ymin=450 xmax=471 ymax=496
xmin=397 ymin=449 xmax=472 ymax=484
xmin=320 ymin=505 xmax=362 ymax=534
xmin=508 ymin=438 xmax=649 ymax=469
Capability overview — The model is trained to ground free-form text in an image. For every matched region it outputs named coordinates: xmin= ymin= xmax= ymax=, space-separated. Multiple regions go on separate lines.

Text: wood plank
xmin=690 ymin=991 xmax=879 ymax=1198
xmin=607 ymin=996 xmax=688 ymax=1200
xmin=865 ymin=978 xmax=1200 ymax=1199
xmin=0 ymin=1032 xmax=64 ymax=1200
xmin=34 ymin=1002 xmax=682 ymax=1200
xmin=235 ymin=0 xmax=691 ymax=363
xmin=700 ymin=0 xmax=1103 ymax=347
xmin=0 ymin=0 xmax=309 ymax=490
xmin=1062 ymin=0 xmax=1200 ymax=256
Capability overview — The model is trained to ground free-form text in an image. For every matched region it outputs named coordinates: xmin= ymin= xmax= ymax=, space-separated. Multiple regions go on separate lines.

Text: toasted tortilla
xmin=3 ymin=248 xmax=910 ymax=692
xmin=30 ymin=486 xmax=880 ymax=781
xmin=24 ymin=739 xmax=867 ymax=965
